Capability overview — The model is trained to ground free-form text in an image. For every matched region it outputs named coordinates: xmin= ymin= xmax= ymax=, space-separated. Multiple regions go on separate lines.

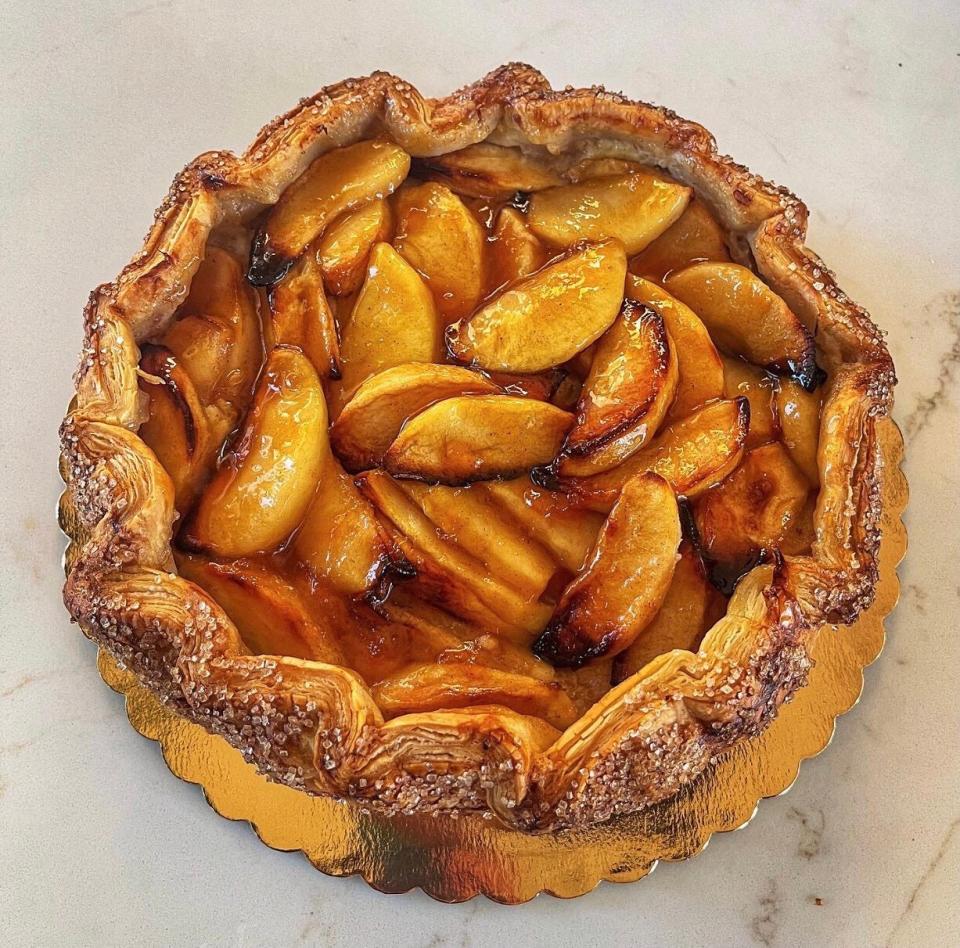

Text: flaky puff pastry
xmin=61 ymin=65 xmax=894 ymax=831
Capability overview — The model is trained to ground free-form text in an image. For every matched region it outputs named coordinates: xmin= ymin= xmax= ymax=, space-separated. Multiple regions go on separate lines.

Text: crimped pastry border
xmin=60 ymin=64 xmax=895 ymax=831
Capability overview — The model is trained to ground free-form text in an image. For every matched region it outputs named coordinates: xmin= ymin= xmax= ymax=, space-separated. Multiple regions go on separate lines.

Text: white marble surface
xmin=2 ymin=1 xmax=958 ymax=944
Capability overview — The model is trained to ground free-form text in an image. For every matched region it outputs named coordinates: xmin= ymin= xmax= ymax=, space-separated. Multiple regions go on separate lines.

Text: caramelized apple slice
xmin=317 ymin=199 xmax=393 ymax=296
xmin=569 ymin=397 xmax=750 ymax=513
xmin=558 ymin=299 xmax=678 ymax=477
xmin=372 ymin=663 xmax=578 ymax=729
xmin=533 ymin=472 xmax=681 ymax=667
xmin=331 ymin=362 xmax=500 ymax=471
xmin=629 ymin=199 xmax=731 ymax=281
xmin=563 ymin=157 xmax=650 ymax=181
xmin=400 ymin=481 xmax=557 ymax=601
xmin=555 ymin=660 xmax=617 ymax=715
xmin=138 ymin=345 xmax=218 ymax=515
xmin=775 ymin=379 xmax=822 ymax=485
xmin=436 ymin=634 xmax=556 ymax=682
xmin=176 ymin=555 xmax=343 ymax=664
xmin=268 ymin=247 xmax=340 ymax=379
xmin=722 ymin=355 xmax=779 ymax=449
xmin=293 ymin=455 xmax=392 ymax=596
xmin=248 ymin=139 xmax=410 ymax=285
xmin=611 ymin=542 xmax=726 ymax=683
xmin=357 ymin=470 xmax=552 ymax=637
xmin=480 ymin=479 xmax=604 ymax=573
xmin=482 ymin=369 xmax=562 ymax=402
xmin=626 ymin=275 xmax=724 ymax=421
xmin=380 ymin=587 xmax=476 ymax=642
xmin=393 ymin=182 xmax=487 ymax=321
xmin=550 ymin=372 xmax=582 ymax=412
xmin=780 ymin=493 xmax=817 ymax=556
xmin=161 ymin=314 xmax=233 ymax=406
xmin=693 ymin=442 xmax=811 ymax=565
xmin=446 ymin=239 xmax=627 ymax=372
xmin=527 ymin=173 xmax=692 ymax=255
xmin=182 ymin=347 xmax=326 ymax=556
xmin=332 ymin=242 xmax=441 ymax=413
xmin=489 ymin=206 xmax=548 ymax=290
xmin=170 ymin=246 xmax=263 ymax=408
xmin=383 ymin=395 xmax=573 ymax=483
xmin=417 ymin=143 xmax=565 ymax=200
xmin=665 ymin=262 xmax=818 ymax=388
xmin=566 ymin=343 xmax=596 ymax=380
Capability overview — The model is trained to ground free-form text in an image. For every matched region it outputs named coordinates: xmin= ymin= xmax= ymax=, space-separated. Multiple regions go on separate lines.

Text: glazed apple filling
xmin=138 ymin=139 xmax=823 ymax=731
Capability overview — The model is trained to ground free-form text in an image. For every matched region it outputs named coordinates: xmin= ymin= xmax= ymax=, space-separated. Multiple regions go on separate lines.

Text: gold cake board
xmin=94 ymin=419 xmax=907 ymax=903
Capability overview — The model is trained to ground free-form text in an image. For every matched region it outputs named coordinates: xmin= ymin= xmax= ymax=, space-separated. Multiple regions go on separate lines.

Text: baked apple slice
xmin=169 ymin=246 xmax=263 ymax=409
xmin=383 ymin=395 xmax=573 ymax=483
xmin=693 ymin=441 xmax=811 ymax=565
xmin=332 ymin=242 xmax=442 ymax=413
xmin=417 ymin=142 xmax=565 ymax=200
xmin=563 ymin=157 xmax=649 ymax=181
xmin=566 ymin=343 xmax=596 ymax=380
xmin=399 ymin=481 xmax=557 ymax=601
xmin=436 ymin=633 xmax=557 ymax=682
xmin=177 ymin=554 xmax=344 ymax=664
xmin=722 ymin=355 xmax=780 ymax=449
xmin=488 ymin=206 xmax=548 ymax=290
xmin=611 ymin=542 xmax=726 ymax=683
xmin=569 ymin=397 xmax=750 ymax=513
xmin=665 ymin=261 xmax=818 ymax=388
xmin=550 ymin=372 xmax=582 ymax=412
xmin=357 ymin=470 xmax=552 ymax=637
xmin=780 ymin=493 xmax=817 ymax=556
xmin=482 ymin=369 xmax=563 ymax=402
xmin=527 ymin=172 xmax=692 ymax=254
xmin=446 ymin=239 xmax=627 ymax=372
xmin=626 ymin=275 xmax=724 ymax=421
xmin=393 ymin=181 xmax=487 ymax=321
xmin=380 ymin=587 xmax=476 ymax=643
xmin=248 ymin=139 xmax=410 ymax=285
xmin=331 ymin=362 xmax=500 ymax=471
xmin=293 ymin=454 xmax=392 ymax=597
xmin=558 ymin=299 xmax=678 ymax=477
xmin=138 ymin=345 xmax=219 ymax=515
xmin=629 ymin=199 xmax=730 ymax=282
xmin=533 ymin=472 xmax=681 ymax=667
xmin=161 ymin=313 xmax=234 ymax=406
xmin=775 ymin=379 xmax=822 ymax=485
xmin=267 ymin=247 xmax=341 ymax=379
xmin=182 ymin=347 xmax=326 ymax=556
xmin=317 ymin=199 xmax=393 ymax=296
xmin=372 ymin=663 xmax=578 ymax=730
xmin=480 ymin=479 xmax=605 ymax=573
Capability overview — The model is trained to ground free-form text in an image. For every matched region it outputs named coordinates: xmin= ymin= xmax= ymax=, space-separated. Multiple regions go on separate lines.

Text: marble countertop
xmin=2 ymin=1 xmax=958 ymax=944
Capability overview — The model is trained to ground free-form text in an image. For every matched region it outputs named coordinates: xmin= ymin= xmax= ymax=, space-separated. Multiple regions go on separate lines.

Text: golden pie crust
xmin=60 ymin=64 xmax=894 ymax=831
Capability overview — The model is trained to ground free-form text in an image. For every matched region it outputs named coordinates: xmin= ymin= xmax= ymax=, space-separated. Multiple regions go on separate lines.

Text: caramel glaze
xmin=141 ymin=146 xmax=823 ymax=721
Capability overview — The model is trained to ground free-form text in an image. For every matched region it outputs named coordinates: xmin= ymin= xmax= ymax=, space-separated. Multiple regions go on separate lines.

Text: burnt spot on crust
xmin=199 ymin=168 xmax=230 ymax=191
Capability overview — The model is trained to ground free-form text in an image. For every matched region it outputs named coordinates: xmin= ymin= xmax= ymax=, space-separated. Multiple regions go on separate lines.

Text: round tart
xmin=60 ymin=65 xmax=895 ymax=831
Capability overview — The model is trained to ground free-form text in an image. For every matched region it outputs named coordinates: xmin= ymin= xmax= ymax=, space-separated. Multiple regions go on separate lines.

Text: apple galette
xmin=61 ymin=66 xmax=895 ymax=830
